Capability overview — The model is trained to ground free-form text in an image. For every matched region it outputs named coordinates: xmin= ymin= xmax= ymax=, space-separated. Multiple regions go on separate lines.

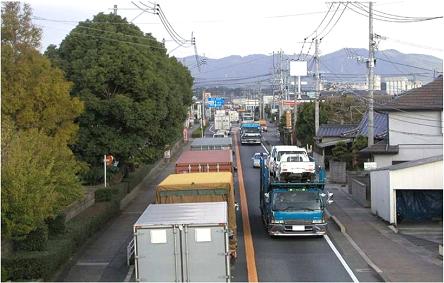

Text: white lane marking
xmin=209 ymin=124 xmax=215 ymax=133
xmin=76 ymin=261 xmax=109 ymax=266
xmin=124 ymin=265 xmax=135 ymax=282
xmin=260 ymin=143 xmax=269 ymax=154
xmin=324 ymin=234 xmax=359 ymax=283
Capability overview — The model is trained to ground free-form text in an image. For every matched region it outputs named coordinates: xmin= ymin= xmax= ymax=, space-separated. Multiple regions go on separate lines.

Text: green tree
xmin=1 ymin=2 xmax=84 ymax=240
xmin=332 ymin=141 xmax=349 ymax=161
xmin=47 ymin=13 xmax=193 ymax=175
xmin=1 ymin=129 xmax=84 ymax=239
xmin=351 ymin=135 xmax=368 ymax=169
xmin=295 ymin=102 xmax=328 ymax=146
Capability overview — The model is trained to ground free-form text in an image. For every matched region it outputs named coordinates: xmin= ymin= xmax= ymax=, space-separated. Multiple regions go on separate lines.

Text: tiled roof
xmin=376 ymin=76 xmax=443 ymax=111
xmin=343 ymin=111 xmax=388 ymax=138
xmin=371 ymin=155 xmax=442 ymax=171
xmin=360 ymin=140 xmax=399 ymax=155
xmin=316 ymin=124 xmax=357 ymax=137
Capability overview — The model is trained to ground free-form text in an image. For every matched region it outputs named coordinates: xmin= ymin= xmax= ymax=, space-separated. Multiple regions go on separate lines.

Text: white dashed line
xmin=260 ymin=143 xmax=269 ymax=154
xmin=324 ymin=234 xmax=359 ymax=283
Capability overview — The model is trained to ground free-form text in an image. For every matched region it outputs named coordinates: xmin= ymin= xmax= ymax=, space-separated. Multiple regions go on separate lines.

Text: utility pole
xmin=368 ymin=2 xmax=375 ymax=146
xmin=293 ymin=75 xmax=299 ymax=145
xmin=201 ymin=90 xmax=205 ymax=138
xmin=314 ymin=38 xmax=320 ymax=136
xmin=279 ymin=50 xmax=284 ymax=119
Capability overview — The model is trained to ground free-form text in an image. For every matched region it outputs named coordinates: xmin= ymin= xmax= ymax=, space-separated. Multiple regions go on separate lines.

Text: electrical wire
xmin=296 ymin=3 xmax=334 ymax=61
xmin=319 ymin=2 xmax=348 ymax=40
xmin=347 ymin=2 xmax=442 ymax=23
xmin=317 ymin=3 xmax=341 ymax=37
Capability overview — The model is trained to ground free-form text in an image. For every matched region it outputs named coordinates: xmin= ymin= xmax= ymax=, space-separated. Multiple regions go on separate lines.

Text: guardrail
xmin=127 ymin=238 xmax=135 ymax=266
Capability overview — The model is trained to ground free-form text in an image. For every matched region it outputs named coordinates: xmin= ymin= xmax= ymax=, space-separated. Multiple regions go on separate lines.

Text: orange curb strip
xmin=234 ymin=132 xmax=258 ymax=282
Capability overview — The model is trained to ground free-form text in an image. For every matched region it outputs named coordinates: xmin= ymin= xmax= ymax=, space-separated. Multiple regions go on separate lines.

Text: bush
xmin=13 ymin=225 xmax=48 ymax=252
xmin=95 ymin=188 xmax=113 ymax=202
xmin=46 ymin=214 xmax=66 ymax=236
xmin=2 ymin=238 xmax=73 ymax=281
xmin=80 ymin=166 xmax=103 ymax=185
xmin=94 ymin=187 xmax=121 ymax=202
xmin=191 ymin=126 xmax=207 ymax=138
xmin=2 ymin=202 xmax=120 ymax=281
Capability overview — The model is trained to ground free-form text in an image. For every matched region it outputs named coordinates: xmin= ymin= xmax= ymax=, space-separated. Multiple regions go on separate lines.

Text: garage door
xmin=396 ymin=190 xmax=443 ymax=223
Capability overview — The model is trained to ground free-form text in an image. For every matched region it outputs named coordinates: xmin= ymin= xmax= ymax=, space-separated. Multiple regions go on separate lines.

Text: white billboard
xmin=290 ymin=61 xmax=307 ymax=77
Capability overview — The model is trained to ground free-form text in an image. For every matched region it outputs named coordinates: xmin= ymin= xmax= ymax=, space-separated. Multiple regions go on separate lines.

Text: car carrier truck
xmin=260 ymin=156 xmax=333 ymax=236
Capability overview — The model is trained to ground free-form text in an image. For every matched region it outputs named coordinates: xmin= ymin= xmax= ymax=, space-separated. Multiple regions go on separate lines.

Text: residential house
xmin=313 ymin=123 xmax=357 ymax=168
xmin=366 ymin=76 xmax=443 ymax=224
xmin=361 ymin=76 xmax=443 ymax=168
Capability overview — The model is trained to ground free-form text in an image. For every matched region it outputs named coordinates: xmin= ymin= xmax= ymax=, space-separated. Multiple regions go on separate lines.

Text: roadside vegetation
xmin=1 ymin=2 xmax=193 ymax=281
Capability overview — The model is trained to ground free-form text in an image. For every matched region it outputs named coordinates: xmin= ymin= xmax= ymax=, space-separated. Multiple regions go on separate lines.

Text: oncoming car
xmin=252 ymin=152 xmax=268 ymax=168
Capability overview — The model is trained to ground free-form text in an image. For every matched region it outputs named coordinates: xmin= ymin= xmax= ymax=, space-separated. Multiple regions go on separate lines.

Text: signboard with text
xmin=207 ymin=97 xmax=225 ymax=108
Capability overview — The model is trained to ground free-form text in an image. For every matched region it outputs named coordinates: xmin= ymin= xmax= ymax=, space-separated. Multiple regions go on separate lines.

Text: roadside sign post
xmin=104 ymin=154 xmax=114 ymax=188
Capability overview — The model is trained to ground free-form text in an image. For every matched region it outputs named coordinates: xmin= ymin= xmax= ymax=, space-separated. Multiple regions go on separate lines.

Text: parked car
xmin=252 ymin=152 xmax=268 ymax=168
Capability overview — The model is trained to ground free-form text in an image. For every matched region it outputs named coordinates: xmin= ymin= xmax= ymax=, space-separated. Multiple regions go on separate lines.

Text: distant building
xmin=382 ymin=76 xmax=422 ymax=96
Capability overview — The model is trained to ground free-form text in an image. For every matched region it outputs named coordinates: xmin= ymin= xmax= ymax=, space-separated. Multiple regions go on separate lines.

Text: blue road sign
xmin=207 ymin=97 xmax=225 ymax=108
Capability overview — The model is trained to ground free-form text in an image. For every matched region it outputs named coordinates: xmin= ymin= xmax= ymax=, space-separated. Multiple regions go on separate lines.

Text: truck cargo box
xmin=156 ymin=172 xmax=237 ymax=255
xmin=176 ymin=150 xmax=233 ymax=173
xmin=191 ymin=137 xmax=232 ymax=151
xmin=134 ymin=202 xmax=230 ymax=282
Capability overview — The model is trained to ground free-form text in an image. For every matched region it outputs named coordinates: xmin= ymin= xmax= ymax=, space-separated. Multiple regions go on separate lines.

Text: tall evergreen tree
xmin=47 ymin=13 xmax=193 ymax=175
xmin=1 ymin=2 xmax=84 ymax=239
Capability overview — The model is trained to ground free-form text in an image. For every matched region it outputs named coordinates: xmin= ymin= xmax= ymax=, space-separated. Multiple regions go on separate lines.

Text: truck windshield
xmin=272 ymin=191 xmax=321 ymax=211
xmin=277 ymin=151 xmax=306 ymax=160
xmin=243 ymin=128 xmax=260 ymax=133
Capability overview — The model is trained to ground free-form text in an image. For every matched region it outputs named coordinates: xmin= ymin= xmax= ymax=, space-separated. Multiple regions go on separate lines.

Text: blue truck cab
xmin=259 ymin=156 xmax=333 ymax=236
xmin=240 ymin=123 xmax=261 ymax=144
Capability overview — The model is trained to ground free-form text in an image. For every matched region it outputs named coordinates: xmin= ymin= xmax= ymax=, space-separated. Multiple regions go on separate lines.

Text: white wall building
xmin=362 ymin=77 xmax=443 ymax=168
xmin=370 ymin=156 xmax=442 ymax=224
xmin=383 ymin=76 xmax=422 ymax=96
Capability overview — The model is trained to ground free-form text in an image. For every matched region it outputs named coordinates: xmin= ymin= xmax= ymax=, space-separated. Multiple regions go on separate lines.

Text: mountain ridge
xmin=179 ymin=48 xmax=442 ymax=87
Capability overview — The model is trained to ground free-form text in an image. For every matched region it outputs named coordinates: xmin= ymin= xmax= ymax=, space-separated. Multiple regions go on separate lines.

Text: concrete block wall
xmin=329 ymin=161 xmax=347 ymax=183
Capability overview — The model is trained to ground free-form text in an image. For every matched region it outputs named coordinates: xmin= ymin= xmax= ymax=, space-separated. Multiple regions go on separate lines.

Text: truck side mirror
xmin=327 ymin=192 xmax=333 ymax=205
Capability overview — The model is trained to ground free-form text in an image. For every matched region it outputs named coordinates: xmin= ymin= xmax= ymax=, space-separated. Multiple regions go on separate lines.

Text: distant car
xmin=213 ymin=130 xmax=227 ymax=138
xmin=252 ymin=152 xmax=268 ymax=168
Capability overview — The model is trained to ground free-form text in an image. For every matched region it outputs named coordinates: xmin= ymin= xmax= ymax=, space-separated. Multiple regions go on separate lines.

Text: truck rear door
xmin=182 ymin=225 xmax=230 ymax=282
xmin=134 ymin=226 xmax=181 ymax=282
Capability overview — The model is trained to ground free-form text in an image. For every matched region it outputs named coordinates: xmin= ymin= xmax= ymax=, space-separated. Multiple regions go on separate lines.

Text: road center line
xmin=324 ymin=234 xmax=359 ymax=283
xmin=260 ymin=142 xmax=269 ymax=154
xmin=234 ymin=132 xmax=258 ymax=282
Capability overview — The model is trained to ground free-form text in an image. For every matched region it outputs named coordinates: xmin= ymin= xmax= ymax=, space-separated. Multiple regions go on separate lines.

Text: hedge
xmin=2 ymin=161 xmax=158 ymax=281
xmin=191 ymin=126 xmax=207 ymax=138
xmin=1 ymin=201 xmax=119 ymax=281
xmin=13 ymin=225 xmax=48 ymax=252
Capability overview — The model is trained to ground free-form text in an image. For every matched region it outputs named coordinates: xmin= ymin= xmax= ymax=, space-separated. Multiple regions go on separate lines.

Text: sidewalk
xmin=56 ymin=131 xmax=195 ymax=282
xmin=326 ymin=183 xmax=443 ymax=282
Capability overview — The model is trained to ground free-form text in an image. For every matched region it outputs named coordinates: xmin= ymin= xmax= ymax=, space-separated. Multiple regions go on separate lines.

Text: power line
xmin=194 ymin=73 xmax=272 ymax=83
xmin=347 ymin=2 xmax=443 ymax=23
xmin=296 ymin=3 xmax=334 ymax=60
xmin=319 ymin=2 xmax=348 ymax=40
xmin=317 ymin=3 xmax=341 ymax=37
xmin=376 ymin=57 xmax=438 ymax=73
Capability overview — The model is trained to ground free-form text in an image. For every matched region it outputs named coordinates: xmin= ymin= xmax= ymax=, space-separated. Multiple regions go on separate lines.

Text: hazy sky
xmin=27 ymin=0 xmax=444 ymax=59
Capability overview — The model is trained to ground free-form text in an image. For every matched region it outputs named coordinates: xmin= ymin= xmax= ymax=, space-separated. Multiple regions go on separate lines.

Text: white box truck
xmin=134 ymin=202 xmax=230 ymax=282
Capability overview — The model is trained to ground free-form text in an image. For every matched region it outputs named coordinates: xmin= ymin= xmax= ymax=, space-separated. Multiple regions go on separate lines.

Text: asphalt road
xmin=57 ymin=121 xmax=381 ymax=282
xmin=236 ymin=139 xmax=354 ymax=282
